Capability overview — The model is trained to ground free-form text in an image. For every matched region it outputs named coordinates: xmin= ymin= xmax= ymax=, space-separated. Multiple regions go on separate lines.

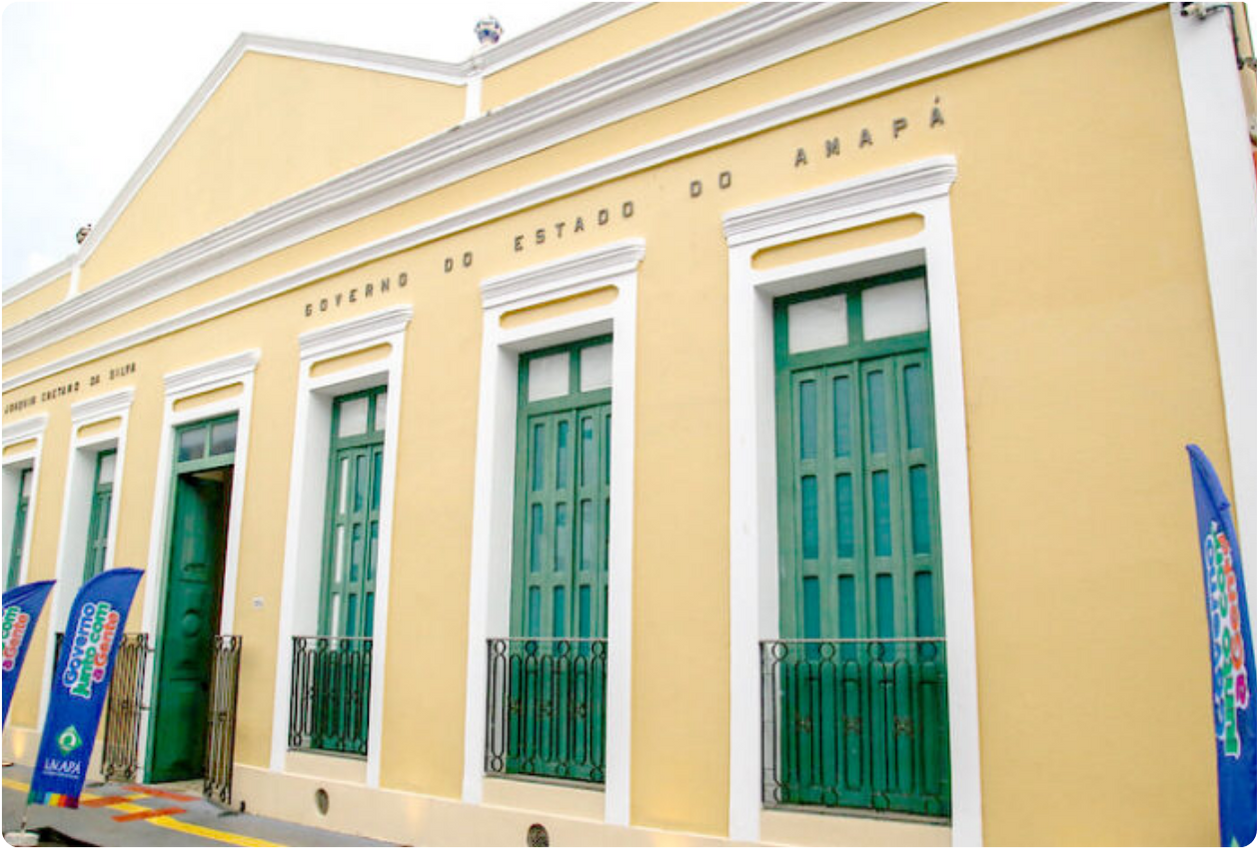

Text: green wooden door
xmin=508 ymin=339 xmax=611 ymax=781
xmin=148 ymin=416 xmax=236 ymax=783
xmin=773 ymin=270 xmax=950 ymax=816
xmin=6 ymin=468 xmax=31 ymax=590
xmin=148 ymin=471 xmax=229 ymax=781
xmin=82 ymin=450 xmax=116 ymax=583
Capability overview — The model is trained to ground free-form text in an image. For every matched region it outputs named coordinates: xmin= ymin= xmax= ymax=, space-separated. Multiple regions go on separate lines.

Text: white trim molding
xmin=2 ymin=414 xmax=48 ymax=592
xmin=473 ymin=3 xmax=647 ymax=77
xmin=2 ymin=255 xmax=74 ymax=307
xmin=69 ymin=387 xmax=134 ymax=427
xmin=2 ymin=415 xmax=50 ymax=448
xmin=480 ymin=240 xmax=647 ymax=311
xmin=269 ymin=305 xmax=412 ymax=788
xmin=238 ymin=33 xmax=466 ymax=84
xmin=724 ymin=158 xmax=960 ymax=247
xmin=1170 ymin=5 xmax=1257 ymax=639
xmin=40 ymin=388 xmax=136 ymax=729
xmin=462 ymin=239 xmax=643 ymax=826
xmin=722 ymin=157 xmax=982 ymax=845
xmin=2 ymin=2 xmax=1156 ymax=395
xmin=137 ymin=350 xmax=260 ymax=778
xmin=162 ymin=349 xmax=260 ymax=399
xmin=297 ymin=304 xmax=413 ymax=362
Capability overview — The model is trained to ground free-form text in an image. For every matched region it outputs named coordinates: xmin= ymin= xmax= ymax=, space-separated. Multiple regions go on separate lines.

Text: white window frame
xmin=38 ymin=389 xmax=135 ymax=729
xmin=269 ymin=305 xmax=411 ymax=788
xmin=462 ymin=239 xmax=643 ymax=826
xmin=723 ymin=156 xmax=982 ymax=845
xmin=137 ymin=349 xmax=260 ymax=777
xmin=1 ymin=414 xmax=47 ymax=592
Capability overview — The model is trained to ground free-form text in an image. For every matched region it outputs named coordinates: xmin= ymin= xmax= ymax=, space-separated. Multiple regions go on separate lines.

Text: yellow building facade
xmin=3 ymin=4 xmax=1255 ymax=845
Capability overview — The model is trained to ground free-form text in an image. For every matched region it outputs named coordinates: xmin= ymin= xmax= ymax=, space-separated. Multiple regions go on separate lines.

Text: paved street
xmin=2 ymin=764 xmax=395 ymax=847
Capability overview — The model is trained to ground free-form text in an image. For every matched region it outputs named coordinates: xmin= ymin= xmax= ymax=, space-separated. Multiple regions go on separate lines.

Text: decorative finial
xmin=75 ymin=224 xmax=93 ymax=245
xmin=474 ymin=16 xmax=502 ymax=46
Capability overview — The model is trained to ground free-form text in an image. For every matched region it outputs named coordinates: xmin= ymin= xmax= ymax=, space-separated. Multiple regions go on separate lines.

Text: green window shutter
xmin=772 ymin=269 xmax=949 ymax=816
xmin=82 ymin=449 xmax=117 ymax=583
xmin=319 ymin=387 xmax=386 ymax=639
xmin=6 ymin=468 xmax=31 ymax=589
xmin=510 ymin=338 xmax=612 ymax=640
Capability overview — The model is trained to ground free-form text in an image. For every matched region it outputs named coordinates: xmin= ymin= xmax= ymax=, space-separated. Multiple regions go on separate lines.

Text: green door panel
xmin=773 ymin=271 xmax=949 ymax=816
xmin=148 ymin=470 xmax=230 ymax=782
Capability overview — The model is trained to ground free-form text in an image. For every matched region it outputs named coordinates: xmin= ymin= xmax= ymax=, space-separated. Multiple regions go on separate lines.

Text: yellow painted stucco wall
xmin=1 ymin=6 xmax=1232 ymax=846
xmin=481 ymin=3 xmax=739 ymax=112
xmin=2 ymin=273 xmax=70 ymax=329
xmin=78 ymin=52 xmax=464 ymax=289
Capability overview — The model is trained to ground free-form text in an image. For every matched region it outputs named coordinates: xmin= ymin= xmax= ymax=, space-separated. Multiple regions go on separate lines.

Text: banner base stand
xmin=4 ymin=831 xmax=38 ymax=846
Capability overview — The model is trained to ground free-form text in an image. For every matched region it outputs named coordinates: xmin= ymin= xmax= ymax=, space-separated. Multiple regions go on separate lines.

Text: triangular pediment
xmin=77 ymin=35 xmax=468 ymax=289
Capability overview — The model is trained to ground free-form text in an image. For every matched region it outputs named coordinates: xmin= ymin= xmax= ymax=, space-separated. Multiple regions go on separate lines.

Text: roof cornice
xmin=39 ymin=4 xmax=642 ymax=281
xmin=4 ymin=3 xmax=927 ymax=366
xmin=242 ymin=33 xmax=467 ymax=83
xmin=469 ymin=3 xmax=648 ymax=74
xmin=2 ymin=2 xmax=1157 ymax=386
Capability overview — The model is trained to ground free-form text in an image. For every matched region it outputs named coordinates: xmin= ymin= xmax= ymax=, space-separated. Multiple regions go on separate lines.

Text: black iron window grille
xmin=288 ymin=635 xmax=372 ymax=757
xmin=485 ymin=638 xmax=607 ymax=784
xmin=761 ymin=638 xmax=950 ymax=818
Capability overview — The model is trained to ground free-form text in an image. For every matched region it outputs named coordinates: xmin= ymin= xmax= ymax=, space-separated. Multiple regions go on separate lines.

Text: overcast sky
xmin=0 ymin=0 xmax=585 ymax=289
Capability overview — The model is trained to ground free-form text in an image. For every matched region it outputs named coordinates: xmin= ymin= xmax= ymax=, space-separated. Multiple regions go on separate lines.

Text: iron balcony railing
xmin=761 ymin=638 xmax=950 ymax=818
xmin=486 ymin=637 xmax=606 ymax=784
xmin=289 ymin=636 xmax=372 ymax=758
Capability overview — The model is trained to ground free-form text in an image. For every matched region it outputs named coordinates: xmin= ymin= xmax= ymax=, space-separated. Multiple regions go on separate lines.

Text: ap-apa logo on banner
xmin=2 ymin=580 xmax=55 ymax=725
xmin=27 ymin=568 xmax=142 ymax=809
xmin=1187 ymin=445 xmax=1256 ymax=847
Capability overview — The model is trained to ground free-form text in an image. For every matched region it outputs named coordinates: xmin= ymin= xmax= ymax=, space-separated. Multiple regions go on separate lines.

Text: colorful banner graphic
xmin=1188 ymin=446 xmax=1256 ymax=847
xmin=27 ymin=568 xmax=142 ymax=809
xmin=2 ymin=579 xmax=55 ymax=725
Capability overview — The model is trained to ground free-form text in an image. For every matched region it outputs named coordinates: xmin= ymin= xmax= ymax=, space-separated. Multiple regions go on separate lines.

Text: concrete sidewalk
xmin=2 ymin=764 xmax=397 ymax=847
